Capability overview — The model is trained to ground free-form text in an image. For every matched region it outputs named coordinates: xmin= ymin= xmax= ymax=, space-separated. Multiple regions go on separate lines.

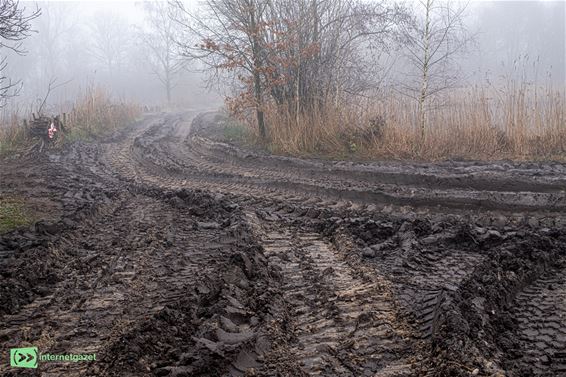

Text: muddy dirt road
xmin=1 ymin=111 xmax=565 ymax=376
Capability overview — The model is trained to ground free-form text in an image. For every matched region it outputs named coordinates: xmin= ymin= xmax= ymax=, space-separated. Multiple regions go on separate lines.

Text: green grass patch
xmin=64 ymin=127 xmax=96 ymax=143
xmin=0 ymin=130 xmax=28 ymax=158
xmin=0 ymin=198 xmax=33 ymax=233
xmin=0 ymin=140 xmax=18 ymax=157
xmin=222 ymin=119 xmax=250 ymax=143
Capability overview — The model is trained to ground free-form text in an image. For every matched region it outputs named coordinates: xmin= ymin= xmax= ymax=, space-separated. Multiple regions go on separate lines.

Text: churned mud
xmin=1 ymin=110 xmax=565 ymax=376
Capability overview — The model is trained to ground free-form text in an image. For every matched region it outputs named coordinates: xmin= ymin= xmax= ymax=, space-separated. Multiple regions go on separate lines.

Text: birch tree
xmin=400 ymin=0 xmax=472 ymax=138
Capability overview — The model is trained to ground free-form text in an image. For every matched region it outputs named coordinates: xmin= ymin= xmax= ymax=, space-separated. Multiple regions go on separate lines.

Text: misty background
xmin=1 ymin=0 xmax=564 ymax=112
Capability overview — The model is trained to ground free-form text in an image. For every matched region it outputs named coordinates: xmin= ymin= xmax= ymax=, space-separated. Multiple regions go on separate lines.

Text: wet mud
xmin=1 ymin=110 xmax=565 ymax=376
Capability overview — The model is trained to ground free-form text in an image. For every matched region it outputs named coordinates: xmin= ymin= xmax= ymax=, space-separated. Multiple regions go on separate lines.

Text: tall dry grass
xmin=0 ymin=106 xmax=29 ymax=155
xmin=0 ymin=87 xmax=141 ymax=155
xmin=62 ymin=88 xmax=141 ymax=141
xmin=246 ymin=81 xmax=566 ymax=161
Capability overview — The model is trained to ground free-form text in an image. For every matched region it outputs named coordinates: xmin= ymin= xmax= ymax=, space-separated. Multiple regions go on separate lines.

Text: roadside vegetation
xmin=174 ymin=0 xmax=565 ymax=162
xmin=0 ymin=0 xmax=563 ymax=162
xmin=61 ymin=88 xmax=141 ymax=142
xmin=0 ymin=197 xmax=33 ymax=234
xmin=253 ymin=81 xmax=566 ymax=161
xmin=0 ymin=119 xmax=27 ymax=156
xmin=0 ymin=87 xmax=141 ymax=157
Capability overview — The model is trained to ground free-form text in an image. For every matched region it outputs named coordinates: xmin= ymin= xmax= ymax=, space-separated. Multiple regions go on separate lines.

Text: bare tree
xmin=262 ymin=0 xmax=406 ymax=112
xmin=36 ymin=77 xmax=71 ymax=114
xmin=32 ymin=2 xmax=77 ymax=96
xmin=0 ymin=0 xmax=40 ymax=105
xmin=172 ymin=0 xmax=406 ymax=139
xmin=399 ymin=0 xmax=472 ymax=138
xmin=173 ymin=0 xmax=270 ymax=138
xmin=88 ymin=11 xmax=130 ymax=78
xmin=138 ymin=2 xmax=184 ymax=106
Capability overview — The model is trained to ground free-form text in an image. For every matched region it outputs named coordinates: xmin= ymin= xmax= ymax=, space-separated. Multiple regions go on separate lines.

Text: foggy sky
xmin=4 ymin=0 xmax=565 ymax=111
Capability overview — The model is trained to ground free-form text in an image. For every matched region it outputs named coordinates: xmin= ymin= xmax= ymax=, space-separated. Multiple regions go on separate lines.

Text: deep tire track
xmin=509 ymin=268 xmax=566 ymax=375
xmin=106 ymin=112 xmax=566 ymax=215
xmin=3 ymin=110 xmax=566 ymax=376
xmin=99 ymin=111 xmax=566 ymax=376
xmin=246 ymin=213 xmax=414 ymax=376
xmin=0 ymin=193 xmax=235 ymax=376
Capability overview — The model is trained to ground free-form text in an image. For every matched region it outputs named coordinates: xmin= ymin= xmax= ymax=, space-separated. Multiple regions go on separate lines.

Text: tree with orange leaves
xmin=172 ymin=0 xmax=408 ymax=139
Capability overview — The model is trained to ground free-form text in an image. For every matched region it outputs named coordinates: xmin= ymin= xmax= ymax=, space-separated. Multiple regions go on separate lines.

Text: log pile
xmin=25 ymin=114 xmax=65 ymax=143
xmin=25 ymin=114 xmax=66 ymax=151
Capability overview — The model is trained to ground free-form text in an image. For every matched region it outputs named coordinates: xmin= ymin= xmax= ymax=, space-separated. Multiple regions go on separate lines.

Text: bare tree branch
xmin=0 ymin=0 xmax=40 ymax=106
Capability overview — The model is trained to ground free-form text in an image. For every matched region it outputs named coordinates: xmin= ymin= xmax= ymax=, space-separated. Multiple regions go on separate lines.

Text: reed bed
xmin=241 ymin=81 xmax=566 ymax=161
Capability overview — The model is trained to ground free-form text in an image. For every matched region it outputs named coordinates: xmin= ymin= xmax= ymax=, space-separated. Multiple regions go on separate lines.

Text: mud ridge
xmin=2 ymin=110 xmax=566 ymax=376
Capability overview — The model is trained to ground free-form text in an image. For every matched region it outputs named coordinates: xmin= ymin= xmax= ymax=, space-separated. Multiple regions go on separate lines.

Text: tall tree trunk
xmin=296 ymin=46 xmax=301 ymax=126
xmin=166 ymin=80 xmax=172 ymax=106
xmin=165 ymin=67 xmax=172 ymax=106
xmin=254 ymin=70 xmax=266 ymax=139
xmin=312 ymin=0 xmax=320 ymax=110
xmin=249 ymin=1 xmax=266 ymax=139
xmin=419 ymin=0 xmax=432 ymax=140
